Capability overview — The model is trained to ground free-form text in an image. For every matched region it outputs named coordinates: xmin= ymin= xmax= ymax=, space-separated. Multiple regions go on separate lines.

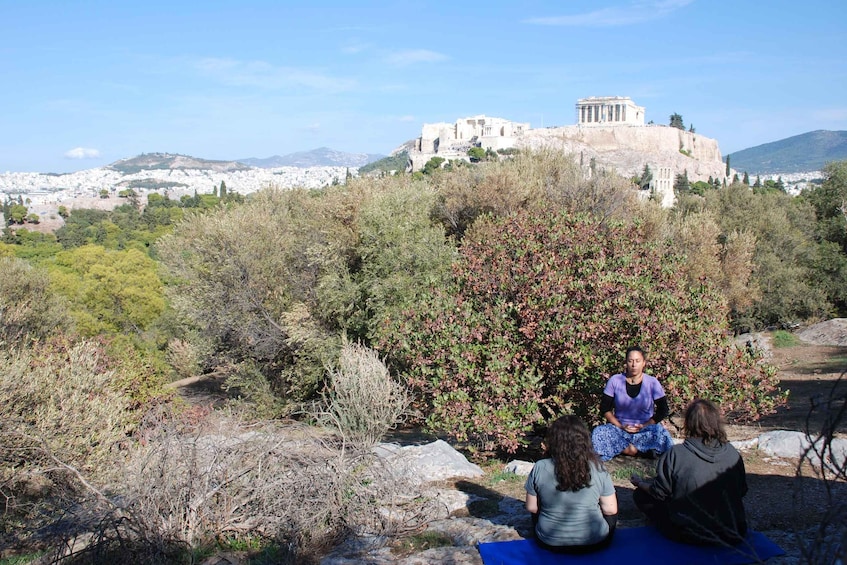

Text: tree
xmin=669 ymin=113 xmax=685 ymax=130
xmin=725 ymin=156 xmax=731 ymax=177
xmin=99 ymin=188 xmax=109 ymax=199
xmin=742 ymin=172 xmax=750 ymax=185
xmin=49 ymin=245 xmax=165 ymax=335
xmin=467 ymin=147 xmax=486 ymax=163
xmin=219 ymin=181 xmax=227 ymax=199
xmin=8 ymin=204 xmax=27 ymax=224
xmin=57 ymin=205 xmax=69 ymax=219
xmin=639 ymin=164 xmax=653 ymax=190
xmin=688 ymin=124 xmax=696 ymax=133
xmin=753 ymin=176 xmax=762 ymax=188
xmin=674 ymin=170 xmax=691 ymax=193
xmin=422 ymin=156 xmax=445 ymax=175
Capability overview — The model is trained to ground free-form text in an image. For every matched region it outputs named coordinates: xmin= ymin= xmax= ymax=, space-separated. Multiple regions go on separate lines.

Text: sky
xmin=1 ymin=0 xmax=846 ymax=173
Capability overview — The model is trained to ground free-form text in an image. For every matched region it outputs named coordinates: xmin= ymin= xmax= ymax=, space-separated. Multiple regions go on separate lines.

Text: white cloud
xmin=398 ymin=115 xmax=416 ymax=122
xmin=385 ymin=49 xmax=448 ymax=67
xmin=64 ymin=147 xmax=101 ymax=159
xmin=524 ymin=0 xmax=694 ymax=27
xmin=193 ymin=57 xmax=356 ymax=92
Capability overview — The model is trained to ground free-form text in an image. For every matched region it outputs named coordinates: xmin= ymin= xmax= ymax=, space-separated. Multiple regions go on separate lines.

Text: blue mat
xmin=478 ymin=527 xmax=784 ymax=565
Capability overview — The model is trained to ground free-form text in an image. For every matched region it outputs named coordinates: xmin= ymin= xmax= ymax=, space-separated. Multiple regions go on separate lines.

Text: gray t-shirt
xmin=525 ymin=458 xmax=615 ymax=546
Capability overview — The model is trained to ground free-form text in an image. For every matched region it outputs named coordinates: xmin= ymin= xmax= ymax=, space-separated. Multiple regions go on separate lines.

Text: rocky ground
xmin=183 ymin=325 xmax=847 ymax=565
xmin=317 ymin=326 xmax=846 ymax=565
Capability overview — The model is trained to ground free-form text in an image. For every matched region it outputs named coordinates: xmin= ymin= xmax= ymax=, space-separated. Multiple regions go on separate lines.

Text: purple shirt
xmin=603 ymin=373 xmax=665 ymax=426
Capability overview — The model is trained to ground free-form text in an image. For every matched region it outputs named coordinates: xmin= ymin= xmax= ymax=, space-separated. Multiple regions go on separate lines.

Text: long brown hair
xmin=683 ymin=398 xmax=728 ymax=444
xmin=545 ymin=415 xmax=601 ymax=492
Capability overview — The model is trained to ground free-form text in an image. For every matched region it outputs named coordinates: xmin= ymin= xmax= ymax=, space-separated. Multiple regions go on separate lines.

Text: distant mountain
xmin=726 ymin=130 xmax=847 ymax=174
xmin=239 ymin=147 xmax=385 ymax=168
xmin=108 ymin=153 xmax=251 ymax=174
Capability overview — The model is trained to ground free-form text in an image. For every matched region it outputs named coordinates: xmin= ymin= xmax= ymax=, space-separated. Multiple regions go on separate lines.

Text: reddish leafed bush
xmin=383 ymin=210 xmax=784 ymax=452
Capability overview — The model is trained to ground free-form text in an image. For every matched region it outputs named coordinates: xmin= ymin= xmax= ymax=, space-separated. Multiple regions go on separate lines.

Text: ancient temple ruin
xmin=416 ymin=115 xmax=529 ymax=154
xmin=576 ymin=96 xmax=644 ymax=126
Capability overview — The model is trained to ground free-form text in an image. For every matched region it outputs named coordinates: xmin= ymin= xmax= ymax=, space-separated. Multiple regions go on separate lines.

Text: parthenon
xmin=576 ymin=96 xmax=644 ymax=126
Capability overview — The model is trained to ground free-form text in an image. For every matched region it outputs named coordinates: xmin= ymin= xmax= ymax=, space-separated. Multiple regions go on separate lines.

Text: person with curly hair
xmin=630 ymin=398 xmax=748 ymax=545
xmin=525 ymin=415 xmax=618 ymax=552
xmin=591 ymin=346 xmax=675 ymax=461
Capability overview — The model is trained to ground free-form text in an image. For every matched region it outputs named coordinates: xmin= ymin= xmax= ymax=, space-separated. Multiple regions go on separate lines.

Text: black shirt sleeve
xmin=599 ymin=393 xmax=615 ymax=416
xmin=653 ymin=396 xmax=669 ymax=423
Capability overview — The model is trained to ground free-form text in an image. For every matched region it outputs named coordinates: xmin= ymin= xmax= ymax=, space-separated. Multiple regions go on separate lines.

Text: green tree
xmin=742 ymin=172 xmax=750 ymax=185
xmin=422 ymin=156 xmax=446 ymax=175
xmin=467 ymin=147 xmax=486 ymax=163
xmin=639 ymin=164 xmax=653 ymax=190
xmin=669 ymin=113 xmax=685 ymax=130
xmin=57 ymin=205 xmax=69 ymax=219
xmin=725 ymin=155 xmax=731 ymax=177
xmin=674 ymin=170 xmax=690 ymax=193
xmin=49 ymin=245 xmax=165 ymax=335
xmin=9 ymin=204 xmax=27 ymax=224
xmin=219 ymin=181 xmax=227 ymax=199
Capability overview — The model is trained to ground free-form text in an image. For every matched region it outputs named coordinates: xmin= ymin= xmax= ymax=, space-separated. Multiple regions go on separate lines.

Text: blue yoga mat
xmin=478 ymin=526 xmax=784 ymax=565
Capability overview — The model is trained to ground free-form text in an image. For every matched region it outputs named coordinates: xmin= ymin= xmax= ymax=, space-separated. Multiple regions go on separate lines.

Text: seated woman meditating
xmin=591 ymin=346 xmax=674 ymax=461
xmin=630 ymin=398 xmax=748 ymax=545
xmin=525 ymin=415 xmax=618 ymax=553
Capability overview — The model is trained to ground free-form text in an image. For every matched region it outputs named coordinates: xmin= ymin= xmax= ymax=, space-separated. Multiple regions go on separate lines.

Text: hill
xmin=239 ymin=147 xmax=384 ymax=168
xmin=108 ymin=153 xmax=251 ymax=174
xmin=726 ymin=130 xmax=847 ymax=174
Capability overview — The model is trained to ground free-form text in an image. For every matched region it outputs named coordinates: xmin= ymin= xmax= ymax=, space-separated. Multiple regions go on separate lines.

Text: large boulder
xmin=374 ymin=440 xmax=484 ymax=485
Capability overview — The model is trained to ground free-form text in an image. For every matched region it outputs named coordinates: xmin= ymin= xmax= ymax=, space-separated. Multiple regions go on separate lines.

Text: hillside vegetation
xmin=727 ymin=130 xmax=847 ymax=173
xmin=2 ymin=151 xmax=847 ymax=562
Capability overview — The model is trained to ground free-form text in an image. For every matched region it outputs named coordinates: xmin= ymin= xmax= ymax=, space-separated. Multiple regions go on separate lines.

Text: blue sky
xmin=1 ymin=0 xmax=845 ymax=173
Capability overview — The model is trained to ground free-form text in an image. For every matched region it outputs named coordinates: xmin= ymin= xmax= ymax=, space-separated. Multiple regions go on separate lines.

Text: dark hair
xmin=545 ymin=415 xmax=601 ymax=492
xmin=625 ymin=346 xmax=646 ymax=359
xmin=683 ymin=398 xmax=728 ymax=444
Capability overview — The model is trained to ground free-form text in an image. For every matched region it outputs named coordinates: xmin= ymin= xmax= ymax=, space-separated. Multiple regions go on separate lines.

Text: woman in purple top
xmin=591 ymin=346 xmax=675 ymax=461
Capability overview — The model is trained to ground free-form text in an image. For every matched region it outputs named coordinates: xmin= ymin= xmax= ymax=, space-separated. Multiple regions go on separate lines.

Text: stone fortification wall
xmin=518 ymin=124 xmax=729 ymax=207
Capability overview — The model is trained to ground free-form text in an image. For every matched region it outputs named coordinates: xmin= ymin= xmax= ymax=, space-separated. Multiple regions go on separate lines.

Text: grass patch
xmin=771 ymin=330 xmax=800 ymax=348
xmin=392 ymin=531 xmax=454 ymax=555
xmin=488 ymin=469 xmax=525 ymax=485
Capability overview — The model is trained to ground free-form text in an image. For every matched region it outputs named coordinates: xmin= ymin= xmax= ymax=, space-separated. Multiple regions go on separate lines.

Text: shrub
xmin=54 ymin=419 xmax=437 ymax=564
xmin=0 ymin=339 xmax=136 ymax=491
xmin=383 ymin=210 xmax=784 ymax=452
xmin=0 ymin=257 xmax=72 ymax=344
xmin=317 ymin=342 xmax=410 ymax=448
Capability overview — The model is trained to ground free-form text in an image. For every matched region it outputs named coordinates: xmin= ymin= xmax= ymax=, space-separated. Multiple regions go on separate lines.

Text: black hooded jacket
xmin=648 ymin=437 xmax=748 ymax=544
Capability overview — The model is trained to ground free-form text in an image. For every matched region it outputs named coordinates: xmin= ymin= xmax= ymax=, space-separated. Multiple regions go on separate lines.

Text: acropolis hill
xmin=409 ymin=97 xmax=730 ymax=207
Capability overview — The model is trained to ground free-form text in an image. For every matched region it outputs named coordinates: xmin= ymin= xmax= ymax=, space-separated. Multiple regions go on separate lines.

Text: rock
xmin=374 ymin=440 xmax=484 ymax=485
xmin=503 ymin=460 xmax=534 ymax=476
xmin=797 ymin=318 xmax=847 ymax=346
xmin=731 ymin=437 xmax=759 ymax=450
xmin=758 ymin=430 xmax=847 ymax=469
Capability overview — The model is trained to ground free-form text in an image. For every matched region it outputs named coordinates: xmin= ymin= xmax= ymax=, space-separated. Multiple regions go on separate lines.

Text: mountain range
xmin=726 ymin=130 xmax=847 ymax=174
xmin=237 ymin=147 xmax=385 ymax=168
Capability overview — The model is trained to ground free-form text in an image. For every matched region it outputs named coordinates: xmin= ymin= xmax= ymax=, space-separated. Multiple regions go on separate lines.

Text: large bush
xmin=384 ymin=210 xmax=784 ymax=452
xmin=0 ymin=257 xmax=72 ymax=344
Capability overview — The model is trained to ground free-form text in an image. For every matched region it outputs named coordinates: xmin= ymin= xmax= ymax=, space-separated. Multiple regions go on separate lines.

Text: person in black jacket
xmin=630 ymin=398 xmax=748 ymax=545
